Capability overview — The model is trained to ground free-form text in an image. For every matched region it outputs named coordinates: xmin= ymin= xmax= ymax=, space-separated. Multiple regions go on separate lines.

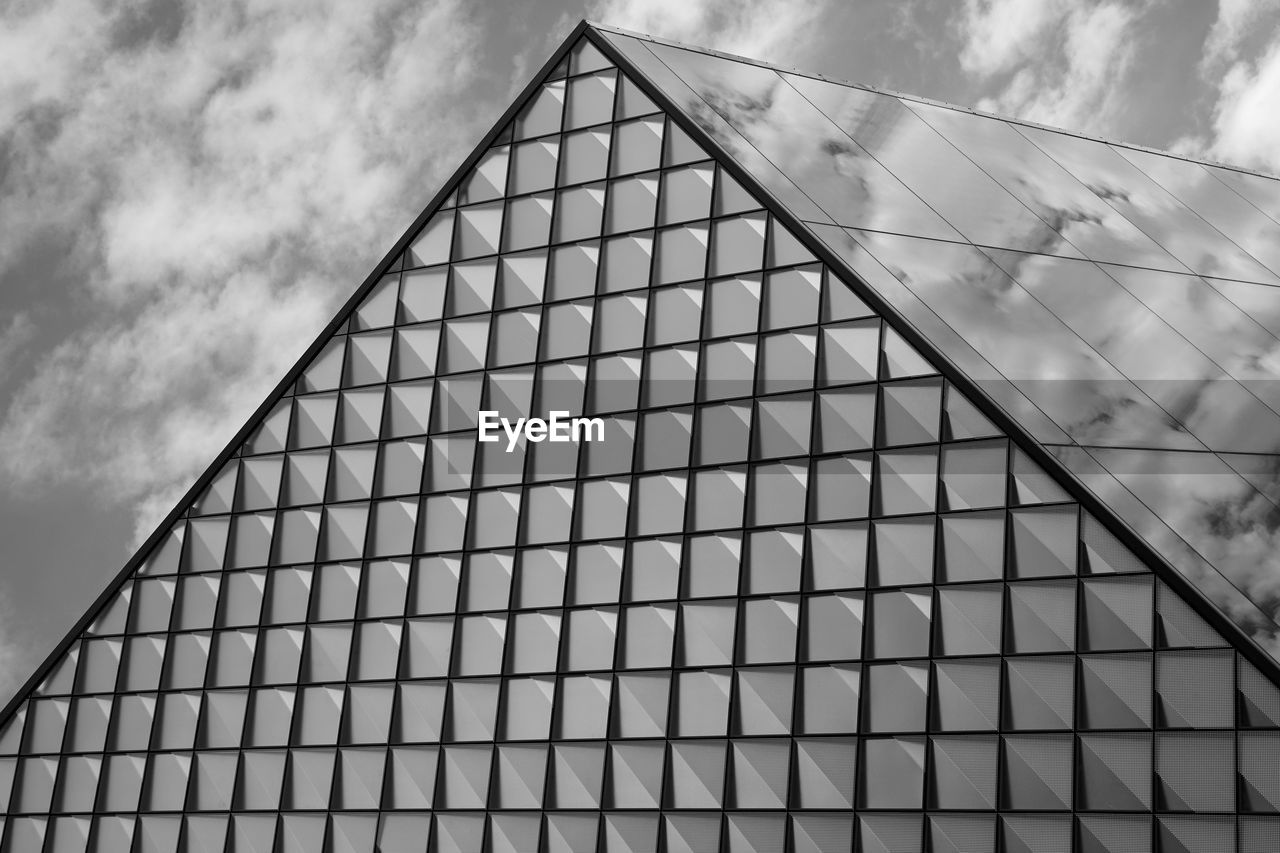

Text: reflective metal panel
xmin=786 ymin=74 xmax=1079 ymax=254
xmin=902 ymin=99 xmax=1186 ymax=272
xmin=1019 ymin=125 xmax=1280 ymax=284
xmin=602 ymin=32 xmax=958 ymax=237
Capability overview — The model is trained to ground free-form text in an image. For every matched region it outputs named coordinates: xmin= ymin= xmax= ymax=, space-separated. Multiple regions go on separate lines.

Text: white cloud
xmin=956 ymin=0 xmax=1141 ymax=134
xmin=1203 ymin=0 xmax=1280 ymax=71
xmin=0 ymin=0 xmax=488 ymax=543
xmin=2 ymin=269 xmax=332 ymax=533
xmin=956 ymin=0 xmax=1071 ymax=79
xmin=1206 ymin=34 xmax=1280 ymax=173
xmin=587 ymin=0 xmax=831 ymax=63
xmin=1178 ymin=1 xmax=1280 ymax=169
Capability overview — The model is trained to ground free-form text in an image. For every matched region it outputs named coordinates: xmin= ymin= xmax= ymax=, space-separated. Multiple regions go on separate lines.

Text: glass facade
xmin=3 ymin=23 xmax=1280 ymax=853
xmin=596 ymin=26 xmax=1280 ymax=662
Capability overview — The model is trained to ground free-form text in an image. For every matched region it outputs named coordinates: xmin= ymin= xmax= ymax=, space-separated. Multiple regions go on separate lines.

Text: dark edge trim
xmin=0 ymin=20 xmax=594 ymax=729
xmin=585 ymin=24 xmax=1280 ymax=689
xmin=585 ymin=22 xmax=1280 ymax=185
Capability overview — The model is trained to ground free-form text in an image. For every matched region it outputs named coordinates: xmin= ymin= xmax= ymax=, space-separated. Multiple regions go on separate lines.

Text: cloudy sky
xmin=2 ymin=0 xmax=1280 ymax=705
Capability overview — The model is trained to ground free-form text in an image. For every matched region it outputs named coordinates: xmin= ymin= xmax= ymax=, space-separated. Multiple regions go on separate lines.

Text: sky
xmin=2 ymin=0 xmax=1280 ymax=706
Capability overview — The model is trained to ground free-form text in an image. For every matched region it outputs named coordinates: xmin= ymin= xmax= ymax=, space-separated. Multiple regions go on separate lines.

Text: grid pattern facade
xmin=2 ymin=28 xmax=1280 ymax=853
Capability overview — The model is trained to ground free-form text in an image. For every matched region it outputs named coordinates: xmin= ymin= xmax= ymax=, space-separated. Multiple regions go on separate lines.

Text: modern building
xmin=4 ymin=20 xmax=1280 ymax=853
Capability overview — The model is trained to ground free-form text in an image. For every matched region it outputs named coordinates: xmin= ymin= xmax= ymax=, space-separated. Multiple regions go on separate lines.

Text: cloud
xmin=0 ymin=314 xmax=36 ymax=385
xmin=1 ymin=269 xmax=335 ymax=543
xmin=1176 ymin=1 xmax=1280 ymax=169
xmin=0 ymin=0 xmax=488 ymax=543
xmin=1202 ymin=0 xmax=1280 ymax=71
xmin=587 ymin=0 xmax=831 ymax=63
xmin=1206 ymin=34 xmax=1280 ymax=173
xmin=956 ymin=0 xmax=1071 ymax=79
xmin=955 ymin=0 xmax=1141 ymax=134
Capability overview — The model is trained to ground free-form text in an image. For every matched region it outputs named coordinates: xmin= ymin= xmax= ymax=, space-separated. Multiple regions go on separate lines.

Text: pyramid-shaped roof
xmin=4 ymin=19 xmax=1280 ymax=851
